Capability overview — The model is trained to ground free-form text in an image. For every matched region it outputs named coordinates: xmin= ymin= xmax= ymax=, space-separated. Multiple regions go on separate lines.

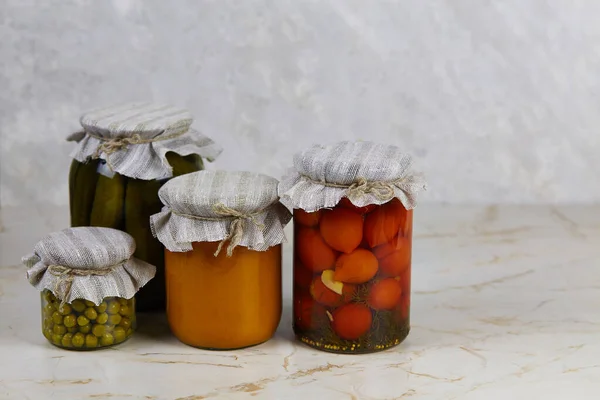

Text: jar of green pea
xmin=24 ymin=227 xmax=156 ymax=350
xmin=41 ymin=291 xmax=136 ymax=349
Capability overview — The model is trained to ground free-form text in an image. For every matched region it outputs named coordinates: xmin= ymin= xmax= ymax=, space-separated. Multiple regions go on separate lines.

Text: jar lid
xmin=67 ymin=102 xmax=222 ymax=180
xmin=22 ymin=227 xmax=156 ymax=305
xmin=150 ymin=170 xmax=292 ymax=255
xmin=278 ymin=141 xmax=427 ymax=212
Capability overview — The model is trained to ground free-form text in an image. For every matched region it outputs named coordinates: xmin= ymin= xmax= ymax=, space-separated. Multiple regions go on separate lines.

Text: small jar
xmin=66 ymin=102 xmax=221 ymax=312
xmin=23 ymin=227 xmax=156 ymax=350
xmin=151 ymin=170 xmax=291 ymax=350
xmin=278 ymin=141 xmax=426 ymax=354
xmin=41 ymin=290 xmax=136 ymax=350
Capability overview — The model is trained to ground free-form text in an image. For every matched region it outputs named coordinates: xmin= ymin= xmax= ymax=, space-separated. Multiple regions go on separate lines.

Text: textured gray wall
xmin=1 ymin=0 xmax=599 ymax=207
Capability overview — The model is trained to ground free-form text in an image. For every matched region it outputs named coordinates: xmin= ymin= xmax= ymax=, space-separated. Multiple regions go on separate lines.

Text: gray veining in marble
xmin=1 ymin=0 xmax=600 ymax=207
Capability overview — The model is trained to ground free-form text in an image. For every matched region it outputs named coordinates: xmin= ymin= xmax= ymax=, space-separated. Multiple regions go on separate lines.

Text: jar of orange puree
xmin=278 ymin=141 xmax=426 ymax=354
xmin=150 ymin=170 xmax=292 ymax=350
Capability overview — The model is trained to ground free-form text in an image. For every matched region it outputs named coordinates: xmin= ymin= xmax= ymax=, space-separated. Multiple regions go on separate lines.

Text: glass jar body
xmin=68 ymin=153 xmax=203 ymax=312
xmin=293 ymin=197 xmax=412 ymax=354
xmin=41 ymin=290 xmax=136 ymax=350
xmin=165 ymin=242 xmax=282 ymax=350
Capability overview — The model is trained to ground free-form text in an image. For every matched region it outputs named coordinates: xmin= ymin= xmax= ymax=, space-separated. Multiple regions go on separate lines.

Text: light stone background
xmin=1 ymin=0 xmax=600 ymax=207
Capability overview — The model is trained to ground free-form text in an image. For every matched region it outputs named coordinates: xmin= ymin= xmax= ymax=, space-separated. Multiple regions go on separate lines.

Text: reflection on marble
xmin=1 ymin=205 xmax=599 ymax=399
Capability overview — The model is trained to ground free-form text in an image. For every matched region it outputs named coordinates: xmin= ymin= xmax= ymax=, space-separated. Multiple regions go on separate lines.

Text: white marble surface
xmin=2 ymin=0 xmax=600 ymax=206
xmin=0 ymin=204 xmax=599 ymax=399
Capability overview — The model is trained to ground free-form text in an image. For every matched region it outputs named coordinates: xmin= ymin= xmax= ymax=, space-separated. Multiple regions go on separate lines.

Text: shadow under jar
xmin=293 ymin=198 xmax=412 ymax=354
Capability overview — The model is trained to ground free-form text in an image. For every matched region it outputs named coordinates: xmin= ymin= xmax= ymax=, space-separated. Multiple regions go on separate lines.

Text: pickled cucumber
xmin=124 ymin=178 xmax=165 ymax=311
xmin=70 ymin=159 xmax=100 ymax=227
xmin=166 ymin=152 xmax=204 ymax=176
xmin=40 ymin=290 xmax=135 ymax=350
xmin=89 ymin=172 xmax=126 ymax=229
xmin=68 ymin=153 xmax=204 ymax=312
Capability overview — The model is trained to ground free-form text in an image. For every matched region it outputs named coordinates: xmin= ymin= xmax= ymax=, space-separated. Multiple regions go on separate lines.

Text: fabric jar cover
xmin=67 ymin=102 xmax=223 ymax=180
xmin=150 ymin=170 xmax=292 ymax=255
xmin=23 ymin=227 xmax=157 ymax=305
xmin=278 ymin=141 xmax=427 ymax=212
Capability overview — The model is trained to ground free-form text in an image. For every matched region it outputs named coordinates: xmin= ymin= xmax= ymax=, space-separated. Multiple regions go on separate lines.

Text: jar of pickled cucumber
xmin=150 ymin=171 xmax=291 ymax=350
xmin=23 ymin=227 xmax=156 ymax=350
xmin=278 ymin=141 xmax=426 ymax=354
xmin=66 ymin=102 xmax=221 ymax=312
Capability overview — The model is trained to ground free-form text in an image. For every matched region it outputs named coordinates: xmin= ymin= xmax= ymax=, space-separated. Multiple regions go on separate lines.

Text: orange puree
xmin=165 ymin=241 xmax=282 ymax=350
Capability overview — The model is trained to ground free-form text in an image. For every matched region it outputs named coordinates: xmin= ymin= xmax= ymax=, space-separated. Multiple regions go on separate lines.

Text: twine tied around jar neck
xmin=303 ymin=175 xmax=408 ymax=203
xmin=47 ymin=263 xmax=122 ymax=306
xmin=76 ymin=129 xmax=188 ymax=170
xmin=171 ymin=203 xmax=268 ymax=257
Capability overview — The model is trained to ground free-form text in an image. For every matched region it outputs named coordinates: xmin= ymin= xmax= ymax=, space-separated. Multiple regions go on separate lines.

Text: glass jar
xmin=293 ymin=197 xmax=412 ymax=354
xmin=69 ymin=153 xmax=203 ymax=312
xmin=41 ymin=290 xmax=136 ymax=350
xmin=165 ymin=242 xmax=282 ymax=350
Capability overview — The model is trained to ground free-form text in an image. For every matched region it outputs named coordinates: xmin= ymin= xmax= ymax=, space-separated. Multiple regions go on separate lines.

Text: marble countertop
xmin=1 ymin=204 xmax=599 ymax=400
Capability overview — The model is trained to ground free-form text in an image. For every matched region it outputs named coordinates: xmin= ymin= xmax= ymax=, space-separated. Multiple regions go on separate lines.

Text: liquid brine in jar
xmin=293 ymin=198 xmax=412 ymax=353
xmin=41 ymin=290 xmax=136 ymax=350
xmin=279 ymin=141 xmax=425 ymax=354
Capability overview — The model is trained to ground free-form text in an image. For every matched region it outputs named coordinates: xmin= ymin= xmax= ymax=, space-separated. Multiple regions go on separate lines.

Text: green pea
xmin=61 ymin=333 xmax=73 ymax=347
xmin=67 ymin=326 xmax=78 ymax=334
xmin=52 ymin=333 xmax=64 ymax=345
xmin=108 ymin=314 xmax=122 ymax=326
xmin=58 ymin=303 xmax=72 ymax=315
xmin=79 ymin=324 xmax=91 ymax=334
xmin=107 ymin=301 xmax=121 ymax=315
xmin=84 ymin=300 xmax=95 ymax=307
xmin=43 ymin=317 xmax=53 ymax=330
xmin=71 ymin=299 xmax=86 ymax=313
xmin=52 ymin=311 xmax=63 ymax=325
xmin=72 ymin=333 xmax=85 ymax=347
xmin=126 ymin=328 xmax=133 ymax=337
xmin=100 ymin=333 xmax=114 ymax=346
xmin=85 ymin=334 xmax=98 ymax=348
xmin=77 ymin=315 xmax=89 ymax=326
xmin=119 ymin=305 xmax=132 ymax=317
xmin=63 ymin=314 xmax=77 ymax=328
xmin=53 ymin=325 xmax=67 ymax=335
xmin=113 ymin=327 xmax=126 ymax=343
xmin=95 ymin=302 xmax=108 ymax=313
xmin=118 ymin=298 xmax=128 ymax=305
xmin=96 ymin=313 xmax=108 ymax=324
xmin=119 ymin=317 xmax=132 ymax=331
xmin=92 ymin=324 xmax=106 ymax=337
xmin=43 ymin=303 xmax=56 ymax=315
xmin=84 ymin=308 xmax=98 ymax=320
xmin=44 ymin=291 xmax=56 ymax=303
xmin=43 ymin=329 xmax=53 ymax=341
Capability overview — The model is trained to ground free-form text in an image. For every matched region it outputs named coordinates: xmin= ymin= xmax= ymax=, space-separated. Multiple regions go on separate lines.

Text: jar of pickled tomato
xmin=278 ymin=141 xmax=426 ymax=354
xmin=151 ymin=170 xmax=292 ymax=350
xmin=23 ymin=227 xmax=156 ymax=350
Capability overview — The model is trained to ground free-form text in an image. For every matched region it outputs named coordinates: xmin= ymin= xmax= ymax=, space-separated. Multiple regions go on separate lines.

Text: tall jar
xmin=150 ymin=170 xmax=291 ymax=350
xmin=23 ymin=227 xmax=156 ymax=350
xmin=67 ymin=102 xmax=221 ymax=311
xmin=278 ymin=141 xmax=426 ymax=354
